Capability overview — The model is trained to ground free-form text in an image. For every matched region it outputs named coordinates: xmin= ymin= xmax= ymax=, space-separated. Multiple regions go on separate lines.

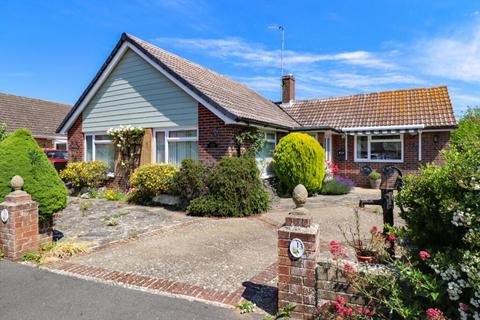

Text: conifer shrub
xmin=187 ymin=156 xmax=270 ymax=217
xmin=170 ymin=159 xmax=208 ymax=209
xmin=273 ymin=132 xmax=325 ymax=194
xmin=0 ymin=129 xmax=67 ymax=221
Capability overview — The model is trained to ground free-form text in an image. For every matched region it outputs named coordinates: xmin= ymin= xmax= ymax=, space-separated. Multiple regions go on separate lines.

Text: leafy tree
xmin=0 ymin=123 xmax=8 ymax=143
xmin=451 ymin=106 xmax=480 ymax=149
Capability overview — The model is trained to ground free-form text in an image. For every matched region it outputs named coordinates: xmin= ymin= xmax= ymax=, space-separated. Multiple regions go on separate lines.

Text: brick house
xmin=57 ymin=33 xmax=456 ymax=187
xmin=0 ymin=92 xmax=70 ymax=149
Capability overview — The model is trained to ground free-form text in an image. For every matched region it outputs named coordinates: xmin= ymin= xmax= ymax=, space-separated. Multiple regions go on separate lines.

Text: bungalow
xmin=0 ymin=92 xmax=70 ymax=149
xmin=57 ymin=33 xmax=456 ymax=187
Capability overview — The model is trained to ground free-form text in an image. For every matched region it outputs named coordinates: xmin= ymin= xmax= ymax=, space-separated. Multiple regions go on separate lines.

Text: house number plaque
xmin=289 ymin=238 xmax=305 ymax=260
xmin=1 ymin=209 xmax=8 ymax=223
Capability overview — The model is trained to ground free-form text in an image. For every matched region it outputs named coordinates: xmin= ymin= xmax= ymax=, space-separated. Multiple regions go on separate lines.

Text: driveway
xmin=0 ymin=261 xmax=258 ymax=320
xmin=45 ymin=188 xmax=399 ymax=315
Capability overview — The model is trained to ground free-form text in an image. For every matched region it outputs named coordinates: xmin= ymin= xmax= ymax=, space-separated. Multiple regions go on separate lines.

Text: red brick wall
xmin=332 ymin=131 xmax=451 ymax=187
xmin=67 ymin=115 xmax=84 ymax=162
xmin=198 ymin=104 xmax=243 ymax=165
xmin=35 ymin=138 xmax=54 ymax=149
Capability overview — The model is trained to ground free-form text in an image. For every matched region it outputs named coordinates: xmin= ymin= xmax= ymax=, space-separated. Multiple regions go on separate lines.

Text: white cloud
xmin=414 ymin=24 xmax=480 ymax=82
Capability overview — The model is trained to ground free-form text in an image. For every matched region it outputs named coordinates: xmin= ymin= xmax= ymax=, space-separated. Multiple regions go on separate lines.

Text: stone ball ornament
xmin=292 ymin=184 xmax=308 ymax=208
xmin=10 ymin=175 xmax=24 ymax=191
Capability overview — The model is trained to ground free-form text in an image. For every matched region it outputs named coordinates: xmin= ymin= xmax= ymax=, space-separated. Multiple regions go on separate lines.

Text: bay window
xmin=85 ymin=134 xmax=115 ymax=172
xmin=154 ymin=128 xmax=198 ymax=166
xmin=355 ymin=134 xmax=403 ymax=162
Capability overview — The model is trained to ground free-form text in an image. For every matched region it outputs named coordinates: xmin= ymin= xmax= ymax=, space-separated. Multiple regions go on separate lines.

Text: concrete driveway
xmin=45 ymin=188 xmax=398 ymax=315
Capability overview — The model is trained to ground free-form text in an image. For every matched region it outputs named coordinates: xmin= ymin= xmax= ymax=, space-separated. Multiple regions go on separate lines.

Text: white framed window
xmin=153 ymin=127 xmax=198 ymax=166
xmin=256 ymin=131 xmax=277 ymax=178
xmin=84 ymin=134 xmax=115 ymax=172
xmin=354 ymin=134 xmax=403 ymax=162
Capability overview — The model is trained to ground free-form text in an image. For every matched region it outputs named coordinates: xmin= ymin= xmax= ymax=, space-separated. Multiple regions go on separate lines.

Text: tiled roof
xmin=282 ymin=86 xmax=456 ymax=131
xmin=125 ymin=34 xmax=300 ymax=129
xmin=0 ymin=92 xmax=70 ymax=137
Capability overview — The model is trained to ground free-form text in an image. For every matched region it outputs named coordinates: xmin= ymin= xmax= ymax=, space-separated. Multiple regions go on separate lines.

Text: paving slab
xmin=71 ymin=218 xmax=278 ymax=293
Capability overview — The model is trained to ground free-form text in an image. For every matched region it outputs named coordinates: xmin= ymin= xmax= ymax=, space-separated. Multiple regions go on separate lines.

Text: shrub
xmin=273 ymin=132 xmax=325 ymax=194
xmin=368 ymin=172 xmax=381 ymax=180
xmin=99 ymin=189 xmax=125 ymax=201
xmin=170 ymin=159 xmax=208 ymax=209
xmin=187 ymin=156 xmax=270 ymax=217
xmin=0 ymin=129 xmax=67 ymax=221
xmin=60 ymin=161 xmax=109 ymax=189
xmin=321 ymin=176 xmax=354 ymax=195
xmin=128 ymin=163 xmax=177 ymax=204
xmin=451 ymin=106 xmax=480 ymax=150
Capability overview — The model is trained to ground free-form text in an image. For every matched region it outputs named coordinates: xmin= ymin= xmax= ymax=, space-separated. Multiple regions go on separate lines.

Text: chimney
xmin=281 ymin=74 xmax=295 ymax=103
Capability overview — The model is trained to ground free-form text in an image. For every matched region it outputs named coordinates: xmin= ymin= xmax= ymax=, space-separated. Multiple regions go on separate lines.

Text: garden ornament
xmin=10 ymin=175 xmax=26 ymax=194
xmin=290 ymin=184 xmax=308 ymax=215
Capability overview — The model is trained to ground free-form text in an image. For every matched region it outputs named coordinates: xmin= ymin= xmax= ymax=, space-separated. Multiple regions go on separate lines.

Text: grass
xmin=22 ymin=240 xmax=91 ymax=265
xmin=79 ymin=199 xmax=93 ymax=213
xmin=0 ymin=250 xmax=4 ymax=260
xmin=105 ymin=218 xmax=119 ymax=227
xmin=235 ymin=301 xmax=255 ymax=314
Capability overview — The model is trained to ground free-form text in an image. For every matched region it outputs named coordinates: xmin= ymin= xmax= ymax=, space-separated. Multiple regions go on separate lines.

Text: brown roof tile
xmin=0 ymin=92 xmax=71 ymax=138
xmin=282 ymin=86 xmax=456 ymax=130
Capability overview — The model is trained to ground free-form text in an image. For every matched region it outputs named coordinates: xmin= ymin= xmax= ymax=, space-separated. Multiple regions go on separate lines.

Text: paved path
xmin=0 ymin=261 xmax=259 ymax=320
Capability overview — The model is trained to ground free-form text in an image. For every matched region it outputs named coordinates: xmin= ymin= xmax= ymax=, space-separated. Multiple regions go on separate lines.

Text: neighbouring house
xmin=57 ymin=33 xmax=456 ymax=187
xmin=0 ymin=92 xmax=71 ymax=149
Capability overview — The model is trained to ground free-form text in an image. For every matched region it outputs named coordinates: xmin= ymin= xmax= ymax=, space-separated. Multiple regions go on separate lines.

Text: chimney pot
xmin=282 ymin=74 xmax=295 ymax=103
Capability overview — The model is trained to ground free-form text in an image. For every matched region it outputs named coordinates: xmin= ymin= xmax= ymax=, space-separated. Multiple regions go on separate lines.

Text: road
xmin=0 ymin=261 xmax=258 ymax=320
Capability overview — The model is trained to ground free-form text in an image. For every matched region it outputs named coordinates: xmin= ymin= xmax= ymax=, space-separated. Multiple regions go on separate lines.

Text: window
xmin=84 ymin=134 xmax=115 ymax=172
xmin=355 ymin=134 xmax=403 ymax=162
xmin=256 ymin=131 xmax=277 ymax=177
xmin=154 ymin=128 xmax=198 ymax=166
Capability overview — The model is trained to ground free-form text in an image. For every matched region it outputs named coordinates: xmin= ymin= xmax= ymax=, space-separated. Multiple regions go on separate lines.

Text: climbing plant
xmin=107 ymin=125 xmax=145 ymax=189
xmin=234 ymin=128 xmax=266 ymax=157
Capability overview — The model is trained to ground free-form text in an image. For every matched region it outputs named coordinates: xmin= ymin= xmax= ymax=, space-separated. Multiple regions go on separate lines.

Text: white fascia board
xmin=126 ymin=43 xmax=237 ymax=125
xmin=237 ymin=122 xmax=289 ymax=132
xmin=342 ymin=124 xmax=425 ymax=132
xmin=59 ymin=42 xmax=129 ymax=134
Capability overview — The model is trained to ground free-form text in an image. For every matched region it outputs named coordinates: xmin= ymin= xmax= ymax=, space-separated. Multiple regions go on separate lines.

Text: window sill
xmin=354 ymin=159 xmax=404 ymax=163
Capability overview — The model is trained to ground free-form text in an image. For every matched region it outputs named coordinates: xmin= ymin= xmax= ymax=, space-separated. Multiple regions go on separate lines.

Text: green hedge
xmin=0 ymin=129 xmax=67 ymax=221
xmin=187 ymin=156 xmax=270 ymax=217
xmin=171 ymin=159 xmax=208 ymax=209
xmin=273 ymin=132 xmax=325 ymax=194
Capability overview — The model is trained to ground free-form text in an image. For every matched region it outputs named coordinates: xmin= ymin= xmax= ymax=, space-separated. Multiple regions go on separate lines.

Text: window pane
xmin=156 ymin=131 xmax=165 ymax=163
xmin=169 ymin=130 xmax=197 ymax=138
xmin=56 ymin=143 xmax=67 ymax=150
xmin=95 ymin=143 xmax=115 ymax=172
xmin=257 ymin=141 xmax=275 ymax=159
xmin=86 ymin=136 xmax=93 ymax=161
xmin=370 ymin=141 xmax=402 ymax=160
xmin=356 ymin=136 xmax=368 ymax=159
xmin=168 ymin=141 xmax=198 ymax=166
xmin=95 ymin=135 xmax=111 ymax=141
xmin=371 ymin=135 xmax=400 ymax=140
xmin=265 ymin=132 xmax=276 ymax=141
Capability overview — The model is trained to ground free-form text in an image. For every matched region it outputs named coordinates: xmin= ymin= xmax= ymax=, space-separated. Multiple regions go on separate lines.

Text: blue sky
xmin=1 ymin=1 xmax=480 ymax=116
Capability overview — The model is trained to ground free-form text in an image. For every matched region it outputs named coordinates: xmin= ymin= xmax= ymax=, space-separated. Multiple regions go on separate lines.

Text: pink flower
xmin=343 ymin=263 xmax=355 ymax=274
xmin=330 ymin=240 xmax=348 ymax=259
xmin=387 ymin=235 xmax=396 ymax=242
xmin=364 ymin=309 xmax=374 ymax=317
xmin=370 ymin=225 xmax=379 ymax=234
xmin=337 ymin=296 xmax=346 ymax=304
xmin=419 ymin=250 xmax=431 ymax=261
xmin=459 ymin=303 xmax=470 ymax=311
xmin=426 ymin=308 xmax=444 ymax=319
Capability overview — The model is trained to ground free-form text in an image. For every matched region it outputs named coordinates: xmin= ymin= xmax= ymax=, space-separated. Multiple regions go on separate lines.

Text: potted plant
xmin=340 ymin=208 xmax=387 ymax=263
xmin=368 ymin=171 xmax=382 ymax=189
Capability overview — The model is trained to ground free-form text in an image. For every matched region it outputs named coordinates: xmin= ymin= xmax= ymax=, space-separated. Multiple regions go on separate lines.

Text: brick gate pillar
xmin=278 ymin=184 xmax=320 ymax=320
xmin=0 ymin=176 xmax=39 ymax=260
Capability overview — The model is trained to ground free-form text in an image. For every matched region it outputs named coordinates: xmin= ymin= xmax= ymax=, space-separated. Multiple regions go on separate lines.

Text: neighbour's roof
xmin=0 ymin=92 xmax=71 ymax=138
xmin=282 ymin=86 xmax=456 ymax=130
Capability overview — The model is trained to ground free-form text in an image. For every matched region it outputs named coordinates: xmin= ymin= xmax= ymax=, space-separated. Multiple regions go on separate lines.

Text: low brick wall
xmin=316 ymin=259 xmax=365 ymax=306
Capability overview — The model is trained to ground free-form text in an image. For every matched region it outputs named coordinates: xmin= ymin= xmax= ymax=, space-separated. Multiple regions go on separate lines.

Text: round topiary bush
xmin=0 ymin=129 xmax=67 ymax=221
xmin=273 ymin=132 xmax=325 ymax=194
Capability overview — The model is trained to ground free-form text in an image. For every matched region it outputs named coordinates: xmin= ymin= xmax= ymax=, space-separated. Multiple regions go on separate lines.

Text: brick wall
xmin=35 ymin=138 xmax=54 ymax=149
xmin=198 ymin=104 xmax=244 ymax=165
xmin=68 ymin=115 xmax=84 ymax=162
xmin=332 ymin=131 xmax=451 ymax=187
